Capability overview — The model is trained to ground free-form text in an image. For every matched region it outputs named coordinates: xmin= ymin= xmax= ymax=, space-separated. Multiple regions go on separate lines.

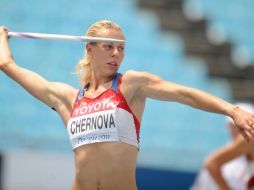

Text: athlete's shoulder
xmin=122 ymin=70 xmax=163 ymax=88
xmin=122 ymin=70 xmax=153 ymax=82
xmin=231 ymin=134 xmax=254 ymax=153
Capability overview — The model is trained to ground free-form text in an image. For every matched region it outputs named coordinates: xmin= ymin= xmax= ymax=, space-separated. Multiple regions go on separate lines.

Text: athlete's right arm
xmin=0 ymin=27 xmax=77 ymax=118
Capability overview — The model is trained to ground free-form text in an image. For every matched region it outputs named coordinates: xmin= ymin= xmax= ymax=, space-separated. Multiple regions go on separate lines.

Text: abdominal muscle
xmin=72 ymin=142 xmax=138 ymax=190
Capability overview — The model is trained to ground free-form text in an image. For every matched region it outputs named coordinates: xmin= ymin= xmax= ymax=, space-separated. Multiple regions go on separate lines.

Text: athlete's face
xmin=87 ymin=29 xmax=125 ymax=76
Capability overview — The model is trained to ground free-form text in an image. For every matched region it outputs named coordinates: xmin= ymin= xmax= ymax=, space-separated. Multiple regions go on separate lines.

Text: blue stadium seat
xmin=185 ymin=0 xmax=254 ymax=65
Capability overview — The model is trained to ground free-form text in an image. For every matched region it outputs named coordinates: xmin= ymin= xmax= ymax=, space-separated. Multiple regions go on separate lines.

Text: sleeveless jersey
xmin=67 ymin=73 xmax=140 ymax=150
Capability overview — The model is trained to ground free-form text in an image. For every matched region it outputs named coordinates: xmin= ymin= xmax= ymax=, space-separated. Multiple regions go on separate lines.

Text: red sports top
xmin=67 ymin=73 xmax=140 ymax=150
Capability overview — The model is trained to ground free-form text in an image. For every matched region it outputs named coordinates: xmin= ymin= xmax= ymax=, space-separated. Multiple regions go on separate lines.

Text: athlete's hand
xmin=232 ymin=106 xmax=254 ymax=141
xmin=0 ymin=26 xmax=14 ymax=70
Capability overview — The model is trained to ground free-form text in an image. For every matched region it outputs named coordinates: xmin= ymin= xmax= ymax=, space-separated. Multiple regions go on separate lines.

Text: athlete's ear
xmin=86 ymin=43 xmax=92 ymax=54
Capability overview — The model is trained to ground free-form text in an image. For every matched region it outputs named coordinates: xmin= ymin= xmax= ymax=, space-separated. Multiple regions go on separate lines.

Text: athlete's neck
xmin=89 ymin=73 xmax=115 ymax=91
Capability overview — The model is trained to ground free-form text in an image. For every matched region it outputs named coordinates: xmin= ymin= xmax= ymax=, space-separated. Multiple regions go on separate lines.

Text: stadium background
xmin=0 ymin=0 xmax=254 ymax=189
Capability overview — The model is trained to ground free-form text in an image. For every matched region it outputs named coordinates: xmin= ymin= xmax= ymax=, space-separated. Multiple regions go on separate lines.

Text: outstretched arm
xmin=0 ymin=26 xmax=77 ymax=123
xmin=126 ymin=70 xmax=254 ymax=141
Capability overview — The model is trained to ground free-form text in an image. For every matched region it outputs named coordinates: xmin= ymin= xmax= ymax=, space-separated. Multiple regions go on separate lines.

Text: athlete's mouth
xmin=107 ymin=61 xmax=118 ymax=67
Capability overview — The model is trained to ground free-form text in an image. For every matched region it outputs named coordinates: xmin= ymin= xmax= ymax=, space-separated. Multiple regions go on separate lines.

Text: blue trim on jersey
xmin=76 ymin=83 xmax=88 ymax=103
xmin=76 ymin=73 xmax=121 ymax=102
xmin=112 ymin=73 xmax=121 ymax=93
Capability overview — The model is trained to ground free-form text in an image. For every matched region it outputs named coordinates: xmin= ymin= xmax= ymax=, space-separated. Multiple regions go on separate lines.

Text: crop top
xmin=67 ymin=73 xmax=140 ymax=150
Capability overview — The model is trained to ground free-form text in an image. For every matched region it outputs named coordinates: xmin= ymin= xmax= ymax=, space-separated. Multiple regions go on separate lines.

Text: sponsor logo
xmin=72 ymin=96 xmax=119 ymax=117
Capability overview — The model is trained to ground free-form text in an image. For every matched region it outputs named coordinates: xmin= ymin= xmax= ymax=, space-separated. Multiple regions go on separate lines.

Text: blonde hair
xmin=76 ymin=20 xmax=122 ymax=85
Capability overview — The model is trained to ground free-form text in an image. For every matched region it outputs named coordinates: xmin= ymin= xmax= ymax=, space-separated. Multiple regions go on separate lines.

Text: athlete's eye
xmin=118 ymin=46 xmax=125 ymax=52
xmin=103 ymin=44 xmax=113 ymax=50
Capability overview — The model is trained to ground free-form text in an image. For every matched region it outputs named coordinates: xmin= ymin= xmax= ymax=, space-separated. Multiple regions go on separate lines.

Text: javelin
xmin=8 ymin=32 xmax=125 ymax=43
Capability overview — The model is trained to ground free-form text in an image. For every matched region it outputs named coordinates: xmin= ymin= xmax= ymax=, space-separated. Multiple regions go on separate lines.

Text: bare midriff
xmin=72 ymin=142 xmax=138 ymax=190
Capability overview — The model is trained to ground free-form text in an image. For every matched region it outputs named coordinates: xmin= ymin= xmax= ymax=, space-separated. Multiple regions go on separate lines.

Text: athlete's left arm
xmin=130 ymin=71 xmax=254 ymax=140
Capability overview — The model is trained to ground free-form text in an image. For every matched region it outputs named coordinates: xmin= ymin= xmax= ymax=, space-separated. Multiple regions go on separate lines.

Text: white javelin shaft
xmin=8 ymin=32 xmax=125 ymax=43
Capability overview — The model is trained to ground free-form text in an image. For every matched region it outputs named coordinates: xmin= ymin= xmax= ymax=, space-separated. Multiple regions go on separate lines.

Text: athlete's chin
xmin=105 ymin=67 xmax=119 ymax=75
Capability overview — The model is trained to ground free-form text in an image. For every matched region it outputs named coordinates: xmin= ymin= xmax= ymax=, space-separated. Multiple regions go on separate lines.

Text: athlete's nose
xmin=112 ymin=47 xmax=119 ymax=58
